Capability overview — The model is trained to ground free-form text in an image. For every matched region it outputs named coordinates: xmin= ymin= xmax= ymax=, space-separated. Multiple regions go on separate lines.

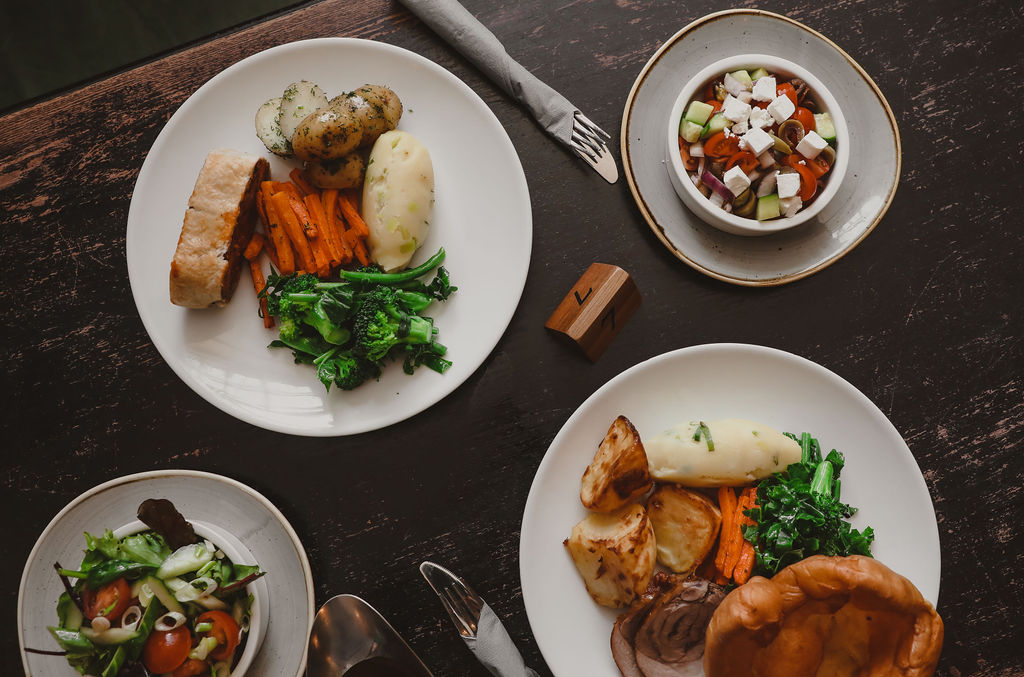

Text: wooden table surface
xmin=3 ymin=0 xmax=1021 ymax=675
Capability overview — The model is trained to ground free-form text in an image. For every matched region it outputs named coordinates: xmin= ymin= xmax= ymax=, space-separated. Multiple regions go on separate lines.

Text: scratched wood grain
xmin=1 ymin=0 xmax=1021 ymax=675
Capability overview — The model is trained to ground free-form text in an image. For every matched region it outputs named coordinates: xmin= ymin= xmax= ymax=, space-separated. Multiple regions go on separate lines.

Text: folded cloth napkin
xmin=464 ymin=603 xmax=540 ymax=677
xmin=399 ymin=0 xmax=578 ymax=146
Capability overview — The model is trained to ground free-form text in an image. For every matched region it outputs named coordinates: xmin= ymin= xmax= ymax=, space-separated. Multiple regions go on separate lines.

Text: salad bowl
xmin=667 ymin=53 xmax=849 ymax=237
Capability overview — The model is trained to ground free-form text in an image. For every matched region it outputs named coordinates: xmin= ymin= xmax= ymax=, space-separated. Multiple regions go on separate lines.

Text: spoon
xmin=307 ymin=594 xmax=433 ymax=677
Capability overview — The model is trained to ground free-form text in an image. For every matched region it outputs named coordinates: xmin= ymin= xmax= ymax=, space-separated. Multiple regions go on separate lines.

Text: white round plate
xmin=127 ymin=38 xmax=532 ymax=436
xmin=520 ymin=344 xmax=939 ymax=676
xmin=19 ymin=470 xmax=315 ymax=676
xmin=621 ymin=10 xmax=901 ymax=286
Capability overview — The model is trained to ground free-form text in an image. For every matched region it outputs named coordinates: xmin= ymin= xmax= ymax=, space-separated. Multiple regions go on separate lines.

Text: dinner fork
xmin=569 ymin=111 xmax=617 ymax=182
xmin=420 ymin=561 xmax=484 ymax=637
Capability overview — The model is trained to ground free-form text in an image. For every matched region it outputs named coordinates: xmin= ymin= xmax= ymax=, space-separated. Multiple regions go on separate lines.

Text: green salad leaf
xmin=743 ymin=432 xmax=875 ymax=577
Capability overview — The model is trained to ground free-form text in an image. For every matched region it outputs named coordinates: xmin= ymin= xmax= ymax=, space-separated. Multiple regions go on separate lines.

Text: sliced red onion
xmin=689 ymin=142 xmax=705 ymax=158
xmin=697 ymin=157 xmax=706 ymax=179
xmin=709 ymin=192 xmax=726 ymax=208
xmin=723 ymin=202 xmax=734 ymax=213
xmin=702 ymin=170 xmax=733 ymax=201
xmin=746 ymin=168 xmax=761 ymax=182
xmin=690 ymin=173 xmax=700 ymax=187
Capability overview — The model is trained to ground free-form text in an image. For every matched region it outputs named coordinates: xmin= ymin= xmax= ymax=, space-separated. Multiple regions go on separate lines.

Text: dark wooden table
xmin=3 ymin=1 xmax=1021 ymax=675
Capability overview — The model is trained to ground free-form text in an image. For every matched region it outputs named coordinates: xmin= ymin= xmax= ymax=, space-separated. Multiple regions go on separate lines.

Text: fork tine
xmin=444 ymin=583 xmax=479 ymax=636
xmin=573 ymin=111 xmax=611 ymax=140
xmin=571 ymin=129 xmax=604 ymax=156
xmin=451 ymin=582 xmax=484 ymax=619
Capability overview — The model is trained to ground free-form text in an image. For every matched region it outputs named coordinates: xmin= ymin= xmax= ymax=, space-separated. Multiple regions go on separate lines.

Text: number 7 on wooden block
xmin=544 ymin=263 xmax=641 ymax=361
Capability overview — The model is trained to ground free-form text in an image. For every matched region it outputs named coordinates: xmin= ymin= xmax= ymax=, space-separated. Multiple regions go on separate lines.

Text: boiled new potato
xmin=580 ymin=415 xmax=653 ymax=513
xmin=564 ymin=504 xmax=657 ymax=608
xmin=361 ymin=130 xmax=433 ymax=271
xmin=292 ymin=84 xmax=402 ymax=162
xmin=646 ymin=485 xmax=721 ymax=575
xmin=278 ymin=80 xmax=328 ymax=149
xmin=305 ymin=154 xmax=365 ymax=190
xmin=645 ymin=419 xmax=800 ymax=486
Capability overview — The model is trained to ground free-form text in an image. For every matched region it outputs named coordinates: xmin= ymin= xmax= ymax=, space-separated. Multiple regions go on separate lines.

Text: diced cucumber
xmin=680 ymin=120 xmax=704 ymax=144
xmin=750 ymin=67 xmax=769 ymax=81
xmin=48 ymin=627 xmax=95 ymax=652
xmin=814 ymin=112 xmax=837 ymax=143
xmin=701 ymin=113 xmax=731 ymax=139
xmin=157 ymin=541 xmax=215 ymax=579
xmin=142 ymin=576 xmax=184 ymax=615
xmin=684 ymin=100 xmax=715 ymax=125
xmin=57 ymin=592 xmax=84 ymax=631
xmin=80 ymin=626 xmax=139 ymax=646
xmin=757 ymin=194 xmax=781 ymax=221
xmin=730 ymin=70 xmax=753 ymax=88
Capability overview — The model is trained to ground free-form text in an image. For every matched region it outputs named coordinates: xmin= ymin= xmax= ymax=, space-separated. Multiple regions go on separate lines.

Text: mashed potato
xmin=361 ymin=130 xmax=434 ymax=271
xmin=645 ymin=419 xmax=800 ymax=486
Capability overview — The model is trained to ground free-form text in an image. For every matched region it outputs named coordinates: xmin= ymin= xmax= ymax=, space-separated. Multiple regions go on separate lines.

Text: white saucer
xmin=620 ymin=10 xmax=901 ymax=286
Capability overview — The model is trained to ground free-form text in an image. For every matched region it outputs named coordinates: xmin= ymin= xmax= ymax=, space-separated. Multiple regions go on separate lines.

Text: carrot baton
xmin=323 ymin=189 xmax=352 ymax=263
xmin=723 ymin=491 xmax=753 ymax=578
xmin=288 ymin=194 xmax=330 ymax=277
xmin=337 ymin=192 xmax=370 ymax=237
xmin=304 ymin=192 xmax=344 ymax=265
xmin=243 ymin=232 xmax=265 ymax=261
xmin=270 ymin=191 xmax=315 ymax=272
xmin=249 ymin=260 xmax=273 ymax=329
xmin=261 ymin=184 xmax=295 ymax=274
xmin=715 ymin=487 xmax=737 ymax=575
xmin=289 ymin=168 xmax=316 ymax=196
xmin=733 ymin=542 xmax=756 ymax=584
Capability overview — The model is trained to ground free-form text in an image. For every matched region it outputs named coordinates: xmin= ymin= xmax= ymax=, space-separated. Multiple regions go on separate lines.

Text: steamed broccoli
xmin=313 ymin=348 xmax=382 ymax=391
xmin=352 ymin=286 xmax=443 ymax=362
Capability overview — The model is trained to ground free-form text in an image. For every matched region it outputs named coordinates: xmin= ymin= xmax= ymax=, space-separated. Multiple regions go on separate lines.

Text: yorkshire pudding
xmin=704 ymin=555 xmax=943 ymax=677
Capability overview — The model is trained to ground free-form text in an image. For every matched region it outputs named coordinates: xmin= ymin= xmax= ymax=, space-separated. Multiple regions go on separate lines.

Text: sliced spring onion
xmin=91 ymin=616 xmax=111 ymax=633
xmin=120 ymin=606 xmax=143 ymax=632
xmin=698 ymin=421 xmax=714 ymax=451
xmin=195 ymin=621 xmax=214 ymax=633
xmin=212 ymin=661 xmax=233 ymax=677
xmin=189 ymin=636 xmax=220 ymax=660
xmin=154 ymin=611 xmax=187 ymax=632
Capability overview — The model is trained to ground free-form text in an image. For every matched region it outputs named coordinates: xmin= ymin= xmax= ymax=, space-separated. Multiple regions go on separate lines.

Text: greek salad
xmin=37 ymin=500 xmax=264 ymax=677
xmin=677 ymin=66 xmax=838 ymax=220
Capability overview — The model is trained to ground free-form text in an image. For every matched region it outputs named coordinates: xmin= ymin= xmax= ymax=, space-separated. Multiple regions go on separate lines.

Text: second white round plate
xmin=127 ymin=38 xmax=532 ymax=436
xmin=520 ymin=343 xmax=939 ymax=676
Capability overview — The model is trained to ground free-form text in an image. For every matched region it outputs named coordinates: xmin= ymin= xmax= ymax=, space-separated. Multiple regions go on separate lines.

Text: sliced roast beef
xmin=632 ymin=578 xmax=726 ymax=676
xmin=611 ymin=573 xmax=693 ymax=677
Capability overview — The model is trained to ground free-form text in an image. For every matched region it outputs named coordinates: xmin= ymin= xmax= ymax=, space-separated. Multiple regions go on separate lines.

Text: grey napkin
xmin=399 ymin=0 xmax=578 ymax=146
xmin=464 ymin=603 xmax=540 ymax=677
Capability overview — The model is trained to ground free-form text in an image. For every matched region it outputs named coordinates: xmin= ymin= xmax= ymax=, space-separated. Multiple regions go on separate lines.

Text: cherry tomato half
xmin=678 ymin=136 xmax=698 ymax=171
xmin=792 ymin=107 xmax=815 ymax=133
xmin=196 ymin=610 xmax=241 ymax=662
xmin=142 ymin=625 xmax=191 ymax=674
xmin=793 ymin=163 xmax=818 ymax=201
xmin=703 ymin=132 xmax=740 ymax=159
xmin=81 ymin=577 xmax=132 ymax=621
xmin=776 ymin=82 xmax=799 ymax=107
xmin=807 ymin=155 xmax=831 ymax=178
xmin=725 ymin=151 xmax=758 ymax=174
xmin=172 ymin=658 xmax=211 ymax=677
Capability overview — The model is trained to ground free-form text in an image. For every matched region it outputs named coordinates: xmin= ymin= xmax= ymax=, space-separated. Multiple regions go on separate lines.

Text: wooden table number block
xmin=545 ymin=263 xmax=641 ymax=361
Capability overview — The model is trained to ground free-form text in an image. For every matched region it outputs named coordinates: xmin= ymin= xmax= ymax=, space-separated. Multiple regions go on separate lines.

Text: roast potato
xmin=580 ymin=415 xmax=653 ymax=512
xmin=305 ymin=154 xmax=366 ymax=190
xmin=565 ymin=503 xmax=657 ymax=608
xmin=646 ymin=485 xmax=722 ymax=575
xmin=292 ymin=84 xmax=403 ymax=162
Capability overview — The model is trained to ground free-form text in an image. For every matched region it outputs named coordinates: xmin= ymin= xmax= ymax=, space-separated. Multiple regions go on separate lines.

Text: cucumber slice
xmin=80 ymin=626 xmax=139 ymax=646
xmin=679 ymin=120 xmax=704 ymax=144
xmin=701 ymin=113 xmax=731 ymax=139
xmin=48 ymin=627 xmax=95 ymax=652
xmin=730 ymin=70 xmax=753 ymax=88
xmin=684 ymin=100 xmax=715 ymax=125
xmin=750 ymin=67 xmax=769 ymax=81
xmin=814 ymin=112 xmax=837 ymax=143
xmin=157 ymin=542 xmax=215 ymax=579
xmin=142 ymin=576 xmax=184 ymax=615
xmin=757 ymin=194 xmax=781 ymax=221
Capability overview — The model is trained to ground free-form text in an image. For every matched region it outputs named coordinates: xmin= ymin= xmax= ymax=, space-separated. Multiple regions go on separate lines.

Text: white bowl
xmin=111 ymin=519 xmax=269 ymax=675
xmin=666 ymin=53 xmax=849 ymax=237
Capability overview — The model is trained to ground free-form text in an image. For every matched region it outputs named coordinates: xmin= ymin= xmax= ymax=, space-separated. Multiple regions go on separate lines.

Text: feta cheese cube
xmin=723 ymin=166 xmax=751 ymax=196
xmin=732 ymin=118 xmax=749 ymax=135
xmin=776 ymin=171 xmax=802 ymax=199
xmin=779 ymin=196 xmax=803 ymax=217
xmin=759 ymin=150 xmax=776 ymax=168
xmin=740 ymin=127 xmax=774 ymax=156
xmin=722 ymin=95 xmax=751 ymax=123
xmin=723 ymin=72 xmax=746 ymax=96
xmin=767 ymin=94 xmax=795 ymax=123
xmin=748 ymin=107 xmax=773 ymax=130
xmin=737 ymin=90 xmax=753 ymax=104
xmin=757 ymin=171 xmax=777 ymax=197
xmin=796 ymin=130 xmax=829 ymax=159
xmin=752 ymin=76 xmax=777 ymax=102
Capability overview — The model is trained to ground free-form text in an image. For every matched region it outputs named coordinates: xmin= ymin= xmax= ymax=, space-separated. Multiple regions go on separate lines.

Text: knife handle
xmin=399 ymin=0 xmax=572 ymax=134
